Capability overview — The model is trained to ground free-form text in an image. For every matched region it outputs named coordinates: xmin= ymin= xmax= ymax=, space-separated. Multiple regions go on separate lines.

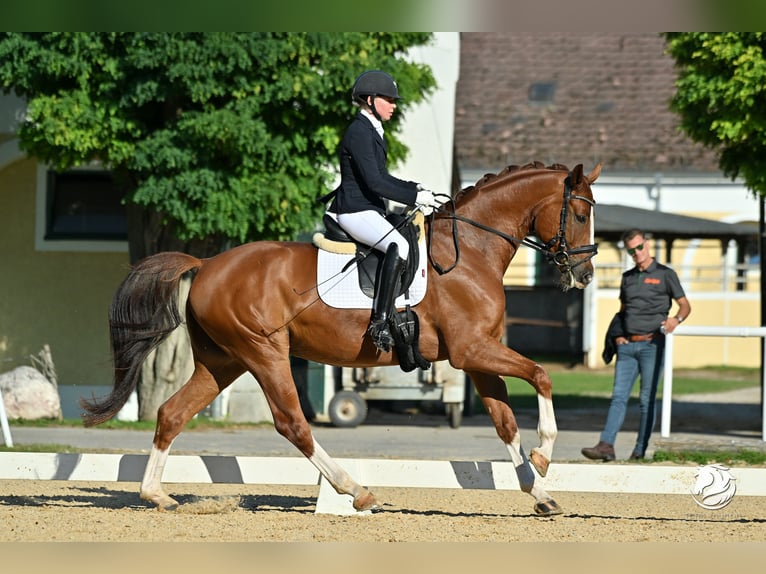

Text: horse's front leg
xmin=456 ymin=341 xmax=558 ymax=476
xmin=530 ymin=387 xmax=558 ymax=477
xmin=468 ymin=370 xmax=562 ymax=516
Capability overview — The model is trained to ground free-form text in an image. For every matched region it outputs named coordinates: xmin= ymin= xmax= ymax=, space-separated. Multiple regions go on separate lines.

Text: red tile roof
xmin=455 ymin=33 xmax=721 ymax=175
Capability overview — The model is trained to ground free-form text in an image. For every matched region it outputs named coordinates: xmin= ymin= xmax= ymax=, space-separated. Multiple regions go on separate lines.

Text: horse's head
xmin=535 ymin=163 xmax=601 ymax=291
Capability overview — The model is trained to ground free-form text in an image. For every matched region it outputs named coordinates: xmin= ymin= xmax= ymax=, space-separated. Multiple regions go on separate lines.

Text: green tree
xmin=0 ymin=32 xmax=435 ymax=260
xmin=664 ymin=32 xmax=766 ymax=334
xmin=664 ymin=32 xmax=766 ymax=199
xmin=0 ymin=32 xmax=435 ymax=419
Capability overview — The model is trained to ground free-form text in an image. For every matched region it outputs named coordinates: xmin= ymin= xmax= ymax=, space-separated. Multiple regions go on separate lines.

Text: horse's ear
xmin=570 ymin=164 xmax=584 ymax=183
xmin=586 ymin=163 xmax=602 ymax=184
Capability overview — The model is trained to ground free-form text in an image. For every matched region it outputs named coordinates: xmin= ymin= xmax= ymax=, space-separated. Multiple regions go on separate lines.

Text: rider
xmin=325 ymin=70 xmax=439 ymax=352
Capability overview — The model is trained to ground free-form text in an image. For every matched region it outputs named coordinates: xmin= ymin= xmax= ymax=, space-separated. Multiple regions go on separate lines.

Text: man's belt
xmin=628 ymin=333 xmax=655 ymax=342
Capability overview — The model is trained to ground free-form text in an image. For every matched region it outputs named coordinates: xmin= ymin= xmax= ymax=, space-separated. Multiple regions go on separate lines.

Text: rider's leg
xmin=335 ymin=211 xmax=409 ymax=352
xmin=336 ymin=210 xmax=410 ymax=262
xmin=368 ymin=243 xmax=405 ymax=352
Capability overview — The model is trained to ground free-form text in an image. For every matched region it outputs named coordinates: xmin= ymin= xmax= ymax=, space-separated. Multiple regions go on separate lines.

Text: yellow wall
xmin=595 ymin=294 xmax=760 ymax=368
xmin=0 ymin=157 xmax=129 ymax=389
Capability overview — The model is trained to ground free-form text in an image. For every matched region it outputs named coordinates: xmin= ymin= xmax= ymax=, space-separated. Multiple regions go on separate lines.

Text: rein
xmin=427 ymin=172 xmax=598 ymax=276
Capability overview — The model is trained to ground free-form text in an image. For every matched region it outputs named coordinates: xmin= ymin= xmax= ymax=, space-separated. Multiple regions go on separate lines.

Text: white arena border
xmin=2 ymin=452 xmax=766 ymax=498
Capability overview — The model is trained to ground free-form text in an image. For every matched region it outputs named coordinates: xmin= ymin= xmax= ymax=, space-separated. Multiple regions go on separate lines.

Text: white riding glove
xmin=415 ymin=188 xmax=438 ymax=215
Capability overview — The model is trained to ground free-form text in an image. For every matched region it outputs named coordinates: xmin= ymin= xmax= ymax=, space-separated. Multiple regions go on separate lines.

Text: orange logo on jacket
xmin=644 ymin=277 xmax=661 ymax=285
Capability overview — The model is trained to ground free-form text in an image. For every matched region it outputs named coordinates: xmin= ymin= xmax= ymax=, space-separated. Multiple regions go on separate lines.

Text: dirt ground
xmin=1 ymin=479 xmax=765 ymax=543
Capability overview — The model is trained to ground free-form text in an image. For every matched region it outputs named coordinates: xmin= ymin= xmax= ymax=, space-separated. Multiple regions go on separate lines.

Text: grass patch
xmin=512 ymin=365 xmax=759 ymax=397
xmin=454 ymin=365 xmax=761 ymax=414
xmin=0 ymin=443 xmax=84 ymax=454
xmin=652 ymin=449 xmax=766 ymax=466
xmin=499 ymin=365 xmax=759 ymax=412
xmin=4 ymin=416 xmax=271 ymax=431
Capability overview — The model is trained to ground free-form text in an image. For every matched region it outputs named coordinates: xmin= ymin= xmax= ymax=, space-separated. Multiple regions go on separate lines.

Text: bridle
xmin=427 ymin=172 xmax=598 ymax=277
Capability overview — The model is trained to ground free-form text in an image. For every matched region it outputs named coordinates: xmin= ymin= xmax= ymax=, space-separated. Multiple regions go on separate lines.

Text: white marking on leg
xmin=140 ymin=443 xmax=177 ymax=509
xmin=504 ymin=435 xmax=552 ymax=502
xmin=308 ymin=437 xmax=367 ymax=499
xmin=535 ymin=394 xmax=557 ymax=460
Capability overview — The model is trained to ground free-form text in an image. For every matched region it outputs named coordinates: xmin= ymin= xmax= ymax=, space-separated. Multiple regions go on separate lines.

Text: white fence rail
xmin=661 ymin=325 xmax=766 ymax=442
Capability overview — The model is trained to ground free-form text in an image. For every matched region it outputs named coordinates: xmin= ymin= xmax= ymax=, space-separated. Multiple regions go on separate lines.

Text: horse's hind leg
xmin=140 ymin=360 xmax=240 ymax=510
xmin=469 ymin=371 xmax=562 ymax=516
xmin=251 ymin=357 xmax=378 ymax=511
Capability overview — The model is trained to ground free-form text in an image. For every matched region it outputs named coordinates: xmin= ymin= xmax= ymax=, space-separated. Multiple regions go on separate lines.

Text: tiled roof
xmin=455 ymin=33 xmax=721 ymax=175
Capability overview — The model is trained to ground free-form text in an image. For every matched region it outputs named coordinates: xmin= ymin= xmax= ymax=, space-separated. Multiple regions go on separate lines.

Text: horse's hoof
xmin=353 ymin=490 xmax=379 ymax=511
xmin=141 ymin=492 xmax=179 ymax=511
xmin=530 ymin=448 xmax=550 ymax=477
xmin=534 ymin=499 xmax=563 ymax=516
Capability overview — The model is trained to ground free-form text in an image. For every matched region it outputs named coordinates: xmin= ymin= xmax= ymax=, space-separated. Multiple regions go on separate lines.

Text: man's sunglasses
xmin=626 ymin=243 xmax=645 ymax=256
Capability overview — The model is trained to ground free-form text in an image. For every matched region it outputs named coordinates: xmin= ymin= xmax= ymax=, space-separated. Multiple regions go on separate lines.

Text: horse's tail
xmin=80 ymin=252 xmax=203 ymax=427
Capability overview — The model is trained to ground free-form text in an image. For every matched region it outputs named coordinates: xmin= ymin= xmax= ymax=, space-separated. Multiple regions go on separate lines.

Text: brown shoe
xmin=629 ymin=451 xmax=644 ymax=460
xmin=581 ymin=441 xmax=616 ymax=462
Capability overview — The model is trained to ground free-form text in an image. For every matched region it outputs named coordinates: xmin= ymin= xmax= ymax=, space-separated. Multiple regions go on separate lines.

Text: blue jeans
xmin=600 ymin=338 xmax=665 ymax=455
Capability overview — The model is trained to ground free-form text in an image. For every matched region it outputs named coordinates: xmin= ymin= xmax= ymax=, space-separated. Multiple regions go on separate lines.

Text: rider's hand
xmin=415 ymin=189 xmax=437 ymax=216
xmin=416 ymin=189 xmax=436 ymax=207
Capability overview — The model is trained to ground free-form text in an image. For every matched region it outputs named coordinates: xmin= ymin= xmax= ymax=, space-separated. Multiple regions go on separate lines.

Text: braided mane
xmin=455 ymin=161 xmax=570 ymax=201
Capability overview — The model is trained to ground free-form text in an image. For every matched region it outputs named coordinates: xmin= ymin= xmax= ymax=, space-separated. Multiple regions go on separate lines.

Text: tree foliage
xmin=664 ymin=32 xmax=766 ymax=198
xmin=0 ymin=32 xmax=436 ymax=254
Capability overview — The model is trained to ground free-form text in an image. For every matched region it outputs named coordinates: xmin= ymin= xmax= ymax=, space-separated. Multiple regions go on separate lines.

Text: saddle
xmin=313 ymin=211 xmax=431 ymax=373
xmin=315 ymin=212 xmax=421 ymax=298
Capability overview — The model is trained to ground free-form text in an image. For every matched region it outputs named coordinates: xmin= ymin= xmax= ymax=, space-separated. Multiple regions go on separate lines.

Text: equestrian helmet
xmin=352 ymin=70 xmax=401 ymax=102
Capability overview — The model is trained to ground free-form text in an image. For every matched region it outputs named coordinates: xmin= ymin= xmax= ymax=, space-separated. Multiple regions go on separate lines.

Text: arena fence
xmin=661 ymin=325 xmax=766 ymax=441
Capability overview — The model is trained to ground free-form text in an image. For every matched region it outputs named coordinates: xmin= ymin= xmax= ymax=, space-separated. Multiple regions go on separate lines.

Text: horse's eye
xmin=575 ymin=214 xmax=587 ymax=224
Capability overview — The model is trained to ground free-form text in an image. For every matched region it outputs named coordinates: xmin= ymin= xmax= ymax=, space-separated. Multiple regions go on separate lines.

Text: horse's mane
xmin=455 ymin=161 xmax=570 ymax=201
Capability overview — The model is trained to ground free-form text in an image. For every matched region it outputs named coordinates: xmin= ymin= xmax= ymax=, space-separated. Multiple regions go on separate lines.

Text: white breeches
xmin=336 ymin=210 xmax=410 ymax=260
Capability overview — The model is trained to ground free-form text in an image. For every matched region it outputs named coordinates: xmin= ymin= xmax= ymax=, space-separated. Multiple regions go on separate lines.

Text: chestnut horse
xmin=81 ymin=161 xmax=601 ymax=516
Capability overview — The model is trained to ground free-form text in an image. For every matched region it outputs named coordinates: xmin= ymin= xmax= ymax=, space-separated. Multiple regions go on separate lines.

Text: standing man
xmin=582 ymin=229 xmax=692 ymax=461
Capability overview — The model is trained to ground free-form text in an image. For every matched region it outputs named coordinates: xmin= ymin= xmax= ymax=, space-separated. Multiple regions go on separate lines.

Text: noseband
xmin=427 ymin=171 xmax=598 ymax=276
xmin=530 ymin=174 xmax=598 ymax=274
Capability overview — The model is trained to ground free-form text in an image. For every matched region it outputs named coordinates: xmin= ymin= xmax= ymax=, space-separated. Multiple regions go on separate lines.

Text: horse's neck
xmin=454 ymin=173 xmax=555 ymax=266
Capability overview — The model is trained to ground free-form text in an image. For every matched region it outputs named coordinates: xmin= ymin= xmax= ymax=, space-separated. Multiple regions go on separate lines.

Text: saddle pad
xmin=317 ymin=239 xmax=428 ymax=309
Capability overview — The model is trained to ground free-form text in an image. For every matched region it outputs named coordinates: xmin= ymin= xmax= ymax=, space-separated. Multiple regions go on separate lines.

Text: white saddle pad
xmin=316 ymin=240 xmax=428 ymax=309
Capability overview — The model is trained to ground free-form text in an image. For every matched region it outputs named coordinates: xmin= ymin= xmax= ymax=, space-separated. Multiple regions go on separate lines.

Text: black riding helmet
xmin=351 ymin=70 xmax=401 ymax=121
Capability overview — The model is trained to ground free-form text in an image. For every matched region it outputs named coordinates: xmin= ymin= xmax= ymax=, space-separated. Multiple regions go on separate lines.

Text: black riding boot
xmin=369 ymin=244 xmax=405 ymax=352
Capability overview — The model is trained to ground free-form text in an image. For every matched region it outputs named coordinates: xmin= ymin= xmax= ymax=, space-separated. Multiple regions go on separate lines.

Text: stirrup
xmin=368 ymin=320 xmax=394 ymax=352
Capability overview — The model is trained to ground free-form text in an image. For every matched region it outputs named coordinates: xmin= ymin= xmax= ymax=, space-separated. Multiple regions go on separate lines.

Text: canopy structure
xmin=588 ymin=203 xmax=759 ymax=296
xmin=595 ymin=204 xmax=757 ymax=246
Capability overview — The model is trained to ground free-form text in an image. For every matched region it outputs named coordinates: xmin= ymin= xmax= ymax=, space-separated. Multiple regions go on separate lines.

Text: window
xmin=35 ymin=163 xmax=128 ymax=253
xmin=45 ymin=169 xmax=127 ymax=241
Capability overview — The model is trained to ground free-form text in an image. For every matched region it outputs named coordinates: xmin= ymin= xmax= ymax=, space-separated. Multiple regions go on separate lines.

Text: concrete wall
xmin=395 ymin=32 xmax=460 ymax=197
